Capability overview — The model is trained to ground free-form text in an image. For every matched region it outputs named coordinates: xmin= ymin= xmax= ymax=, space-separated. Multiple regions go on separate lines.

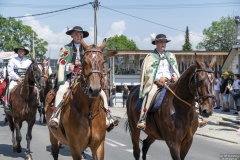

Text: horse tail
xmin=125 ymin=85 xmax=140 ymax=135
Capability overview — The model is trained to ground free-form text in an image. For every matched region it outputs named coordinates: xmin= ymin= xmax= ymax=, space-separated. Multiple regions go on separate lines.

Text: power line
xmin=99 ymin=5 xmax=204 ymax=38
xmin=8 ymin=2 xmax=91 ymax=19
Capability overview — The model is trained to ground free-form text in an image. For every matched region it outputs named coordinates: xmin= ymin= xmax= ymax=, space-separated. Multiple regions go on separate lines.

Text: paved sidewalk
xmin=109 ymin=106 xmax=240 ymax=145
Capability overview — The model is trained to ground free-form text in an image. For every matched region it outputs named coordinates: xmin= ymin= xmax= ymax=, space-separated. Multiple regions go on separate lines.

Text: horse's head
xmin=81 ymin=39 xmax=106 ymax=98
xmin=190 ymin=56 xmax=216 ymax=117
xmin=47 ymin=74 xmax=56 ymax=89
xmin=29 ymin=58 xmax=45 ymax=90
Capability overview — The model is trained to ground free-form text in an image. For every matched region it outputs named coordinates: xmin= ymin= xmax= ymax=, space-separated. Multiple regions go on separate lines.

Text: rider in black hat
xmin=49 ymin=26 xmax=118 ymax=132
xmin=5 ymin=46 xmax=32 ymax=111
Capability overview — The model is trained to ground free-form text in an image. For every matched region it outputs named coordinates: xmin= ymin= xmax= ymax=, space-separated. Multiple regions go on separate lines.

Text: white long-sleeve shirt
xmin=7 ymin=56 xmax=32 ymax=80
xmin=154 ymin=51 xmax=176 ymax=81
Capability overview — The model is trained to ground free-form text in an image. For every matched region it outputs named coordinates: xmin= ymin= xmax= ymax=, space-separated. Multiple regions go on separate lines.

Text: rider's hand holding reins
xmin=171 ymin=74 xmax=177 ymax=83
xmin=17 ymin=77 xmax=23 ymax=82
xmin=156 ymin=76 xmax=166 ymax=87
xmin=69 ymin=63 xmax=75 ymax=71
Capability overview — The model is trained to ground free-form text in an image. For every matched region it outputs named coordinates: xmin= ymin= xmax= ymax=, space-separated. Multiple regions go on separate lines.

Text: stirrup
xmin=106 ymin=119 xmax=119 ymax=132
xmin=137 ymin=120 xmax=146 ymax=130
xmin=49 ymin=118 xmax=59 ymax=130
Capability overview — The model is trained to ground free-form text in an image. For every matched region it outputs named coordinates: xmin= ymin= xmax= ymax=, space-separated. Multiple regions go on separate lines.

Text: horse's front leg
xmin=5 ymin=114 xmax=17 ymax=151
xmin=14 ymin=122 xmax=22 ymax=153
xmin=25 ymin=118 xmax=35 ymax=160
xmin=92 ymin=139 xmax=105 ymax=160
xmin=142 ymin=136 xmax=155 ymax=160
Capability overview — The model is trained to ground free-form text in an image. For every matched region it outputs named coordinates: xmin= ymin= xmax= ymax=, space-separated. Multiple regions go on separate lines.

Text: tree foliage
xmin=196 ymin=16 xmax=236 ymax=51
xmin=105 ymin=35 xmax=139 ymax=51
xmin=182 ymin=26 xmax=192 ymax=51
xmin=0 ymin=15 xmax=48 ymax=58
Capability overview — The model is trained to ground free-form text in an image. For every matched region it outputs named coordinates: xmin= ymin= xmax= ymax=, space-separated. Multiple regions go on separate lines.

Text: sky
xmin=0 ymin=0 xmax=240 ymax=59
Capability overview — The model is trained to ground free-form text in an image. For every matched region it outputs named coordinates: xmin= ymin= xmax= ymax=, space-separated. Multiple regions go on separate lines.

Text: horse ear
xmin=99 ymin=38 xmax=107 ymax=51
xmin=209 ymin=56 xmax=216 ymax=69
xmin=80 ymin=39 xmax=89 ymax=51
xmin=195 ymin=57 xmax=204 ymax=68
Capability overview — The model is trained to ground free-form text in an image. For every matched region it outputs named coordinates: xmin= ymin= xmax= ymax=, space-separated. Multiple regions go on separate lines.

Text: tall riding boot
xmin=4 ymin=90 xmax=11 ymax=111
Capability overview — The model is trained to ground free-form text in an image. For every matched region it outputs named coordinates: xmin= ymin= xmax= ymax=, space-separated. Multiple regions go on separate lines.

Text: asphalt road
xmin=0 ymin=107 xmax=239 ymax=160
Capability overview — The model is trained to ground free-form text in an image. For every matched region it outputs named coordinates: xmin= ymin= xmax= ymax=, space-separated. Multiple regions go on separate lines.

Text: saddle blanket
xmin=137 ymin=87 xmax=167 ymax=113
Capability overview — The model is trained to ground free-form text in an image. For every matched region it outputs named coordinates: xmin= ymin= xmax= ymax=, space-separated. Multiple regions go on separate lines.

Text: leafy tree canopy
xmin=196 ymin=16 xmax=236 ymax=51
xmin=0 ymin=15 xmax=48 ymax=58
xmin=105 ymin=35 xmax=139 ymax=51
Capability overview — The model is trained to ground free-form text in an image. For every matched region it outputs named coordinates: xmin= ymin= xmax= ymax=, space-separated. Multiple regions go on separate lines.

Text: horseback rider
xmin=4 ymin=46 xmax=32 ymax=111
xmin=48 ymin=26 xmax=119 ymax=131
xmin=137 ymin=34 xmax=180 ymax=130
xmin=41 ymin=58 xmax=52 ymax=79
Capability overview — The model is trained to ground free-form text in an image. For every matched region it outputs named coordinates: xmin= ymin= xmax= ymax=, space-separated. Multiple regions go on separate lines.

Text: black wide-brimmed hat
xmin=66 ymin=26 xmax=89 ymax=38
xmin=152 ymin=34 xmax=171 ymax=45
xmin=14 ymin=46 xmax=30 ymax=55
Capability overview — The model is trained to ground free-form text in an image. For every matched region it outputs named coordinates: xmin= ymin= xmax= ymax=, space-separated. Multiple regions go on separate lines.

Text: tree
xmin=0 ymin=15 xmax=48 ymax=58
xmin=105 ymin=35 xmax=139 ymax=51
xmin=196 ymin=16 xmax=236 ymax=51
xmin=182 ymin=26 xmax=192 ymax=51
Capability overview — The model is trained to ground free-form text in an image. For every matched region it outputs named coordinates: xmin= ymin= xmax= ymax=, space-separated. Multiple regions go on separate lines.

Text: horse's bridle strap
xmin=163 ymin=83 xmax=192 ymax=107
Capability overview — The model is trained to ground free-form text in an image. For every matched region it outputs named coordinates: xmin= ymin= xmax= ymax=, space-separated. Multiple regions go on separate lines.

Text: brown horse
xmin=126 ymin=57 xmax=216 ymax=160
xmin=4 ymin=58 xmax=45 ymax=160
xmin=102 ymin=68 xmax=111 ymax=101
xmin=45 ymin=39 xmax=107 ymax=160
xmin=39 ymin=73 xmax=56 ymax=124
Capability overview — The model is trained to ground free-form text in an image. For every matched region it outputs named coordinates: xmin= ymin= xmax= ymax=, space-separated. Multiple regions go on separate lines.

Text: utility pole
xmin=32 ymin=32 xmax=35 ymax=58
xmin=92 ymin=0 xmax=99 ymax=45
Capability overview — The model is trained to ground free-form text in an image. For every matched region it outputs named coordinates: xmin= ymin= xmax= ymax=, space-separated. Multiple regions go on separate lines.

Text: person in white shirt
xmin=213 ymin=72 xmax=222 ymax=109
xmin=232 ymin=74 xmax=240 ymax=90
xmin=4 ymin=46 xmax=32 ymax=111
xmin=41 ymin=58 xmax=53 ymax=79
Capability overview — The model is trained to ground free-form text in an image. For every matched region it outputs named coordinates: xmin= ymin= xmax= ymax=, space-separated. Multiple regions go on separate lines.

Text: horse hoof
xmin=17 ymin=148 xmax=22 ymax=153
xmin=25 ymin=154 xmax=32 ymax=160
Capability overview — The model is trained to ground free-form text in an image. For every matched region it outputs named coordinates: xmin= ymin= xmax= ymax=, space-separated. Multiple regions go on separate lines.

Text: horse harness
xmin=164 ymin=68 xmax=214 ymax=107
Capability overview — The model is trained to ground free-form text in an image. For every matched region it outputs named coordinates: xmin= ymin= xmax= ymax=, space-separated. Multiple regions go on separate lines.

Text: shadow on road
xmin=46 ymin=145 xmax=93 ymax=159
xmin=0 ymin=144 xmax=26 ymax=159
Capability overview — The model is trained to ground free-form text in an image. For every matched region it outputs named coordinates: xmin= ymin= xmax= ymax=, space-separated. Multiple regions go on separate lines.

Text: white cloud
xmin=107 ymin=20 xmax=126 ymax=37
xmin=22 ymin=15 xmax=71 ymax=59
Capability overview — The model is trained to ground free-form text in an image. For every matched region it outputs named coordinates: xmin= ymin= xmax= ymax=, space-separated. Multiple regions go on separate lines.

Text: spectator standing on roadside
xmin=213 ymin=72 xmax=222 ymax=109
xmin=220 ymin=72 xmax=230 ymax=112
xmin=109 ymin=84 xmax=116 ymax=107
xmin=122 ymin=84 xmax=129 ymax=108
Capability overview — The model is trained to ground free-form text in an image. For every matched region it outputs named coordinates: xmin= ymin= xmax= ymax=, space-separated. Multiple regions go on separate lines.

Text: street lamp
xmin=235 ymin=16 xmax=240 ymax=44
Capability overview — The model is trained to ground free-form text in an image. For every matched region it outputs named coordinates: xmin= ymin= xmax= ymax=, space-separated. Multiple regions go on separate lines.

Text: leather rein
xmin=164 ymin=68 xmax=214 ymax=107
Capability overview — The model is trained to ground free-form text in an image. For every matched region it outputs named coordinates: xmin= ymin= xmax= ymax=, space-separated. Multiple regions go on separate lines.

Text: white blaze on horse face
xmin=37 ymin=64 xmax=43 ymax=73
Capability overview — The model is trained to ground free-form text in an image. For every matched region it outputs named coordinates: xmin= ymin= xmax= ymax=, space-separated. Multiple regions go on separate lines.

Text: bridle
xmin=193 ymin=68 xmax=214 ymax=105
xmin=30 ymin=62 xmax=45 ymax=89
xmin=81 ymin=48 xmax=103 ymax=93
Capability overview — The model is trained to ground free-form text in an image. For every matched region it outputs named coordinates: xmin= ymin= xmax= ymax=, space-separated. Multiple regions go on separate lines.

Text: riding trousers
xmin=140 ymin=83 xmax=158 ymax=120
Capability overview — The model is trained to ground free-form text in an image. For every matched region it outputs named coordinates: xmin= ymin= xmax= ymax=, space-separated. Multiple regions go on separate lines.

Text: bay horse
xmin=39 ymin=73 xmax=56 ymax=124
xmin=45 ymin=39 xmax=107 ymax=160
xmin=4 ymin=58 xmax=45 ymax=160
xmin=102 ymin=68 xmax=111 ymax=101
xmin=126 ymin=57 xmax=216 ymax=160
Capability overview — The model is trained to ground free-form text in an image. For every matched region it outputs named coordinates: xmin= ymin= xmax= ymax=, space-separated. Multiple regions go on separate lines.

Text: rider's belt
xmin=14 ymin=68 xmax=27 ymax=78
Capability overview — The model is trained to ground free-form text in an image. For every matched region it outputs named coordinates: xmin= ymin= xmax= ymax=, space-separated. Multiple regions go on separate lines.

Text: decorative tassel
xmin=143 ymin=108 xmax=148 ymax=112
